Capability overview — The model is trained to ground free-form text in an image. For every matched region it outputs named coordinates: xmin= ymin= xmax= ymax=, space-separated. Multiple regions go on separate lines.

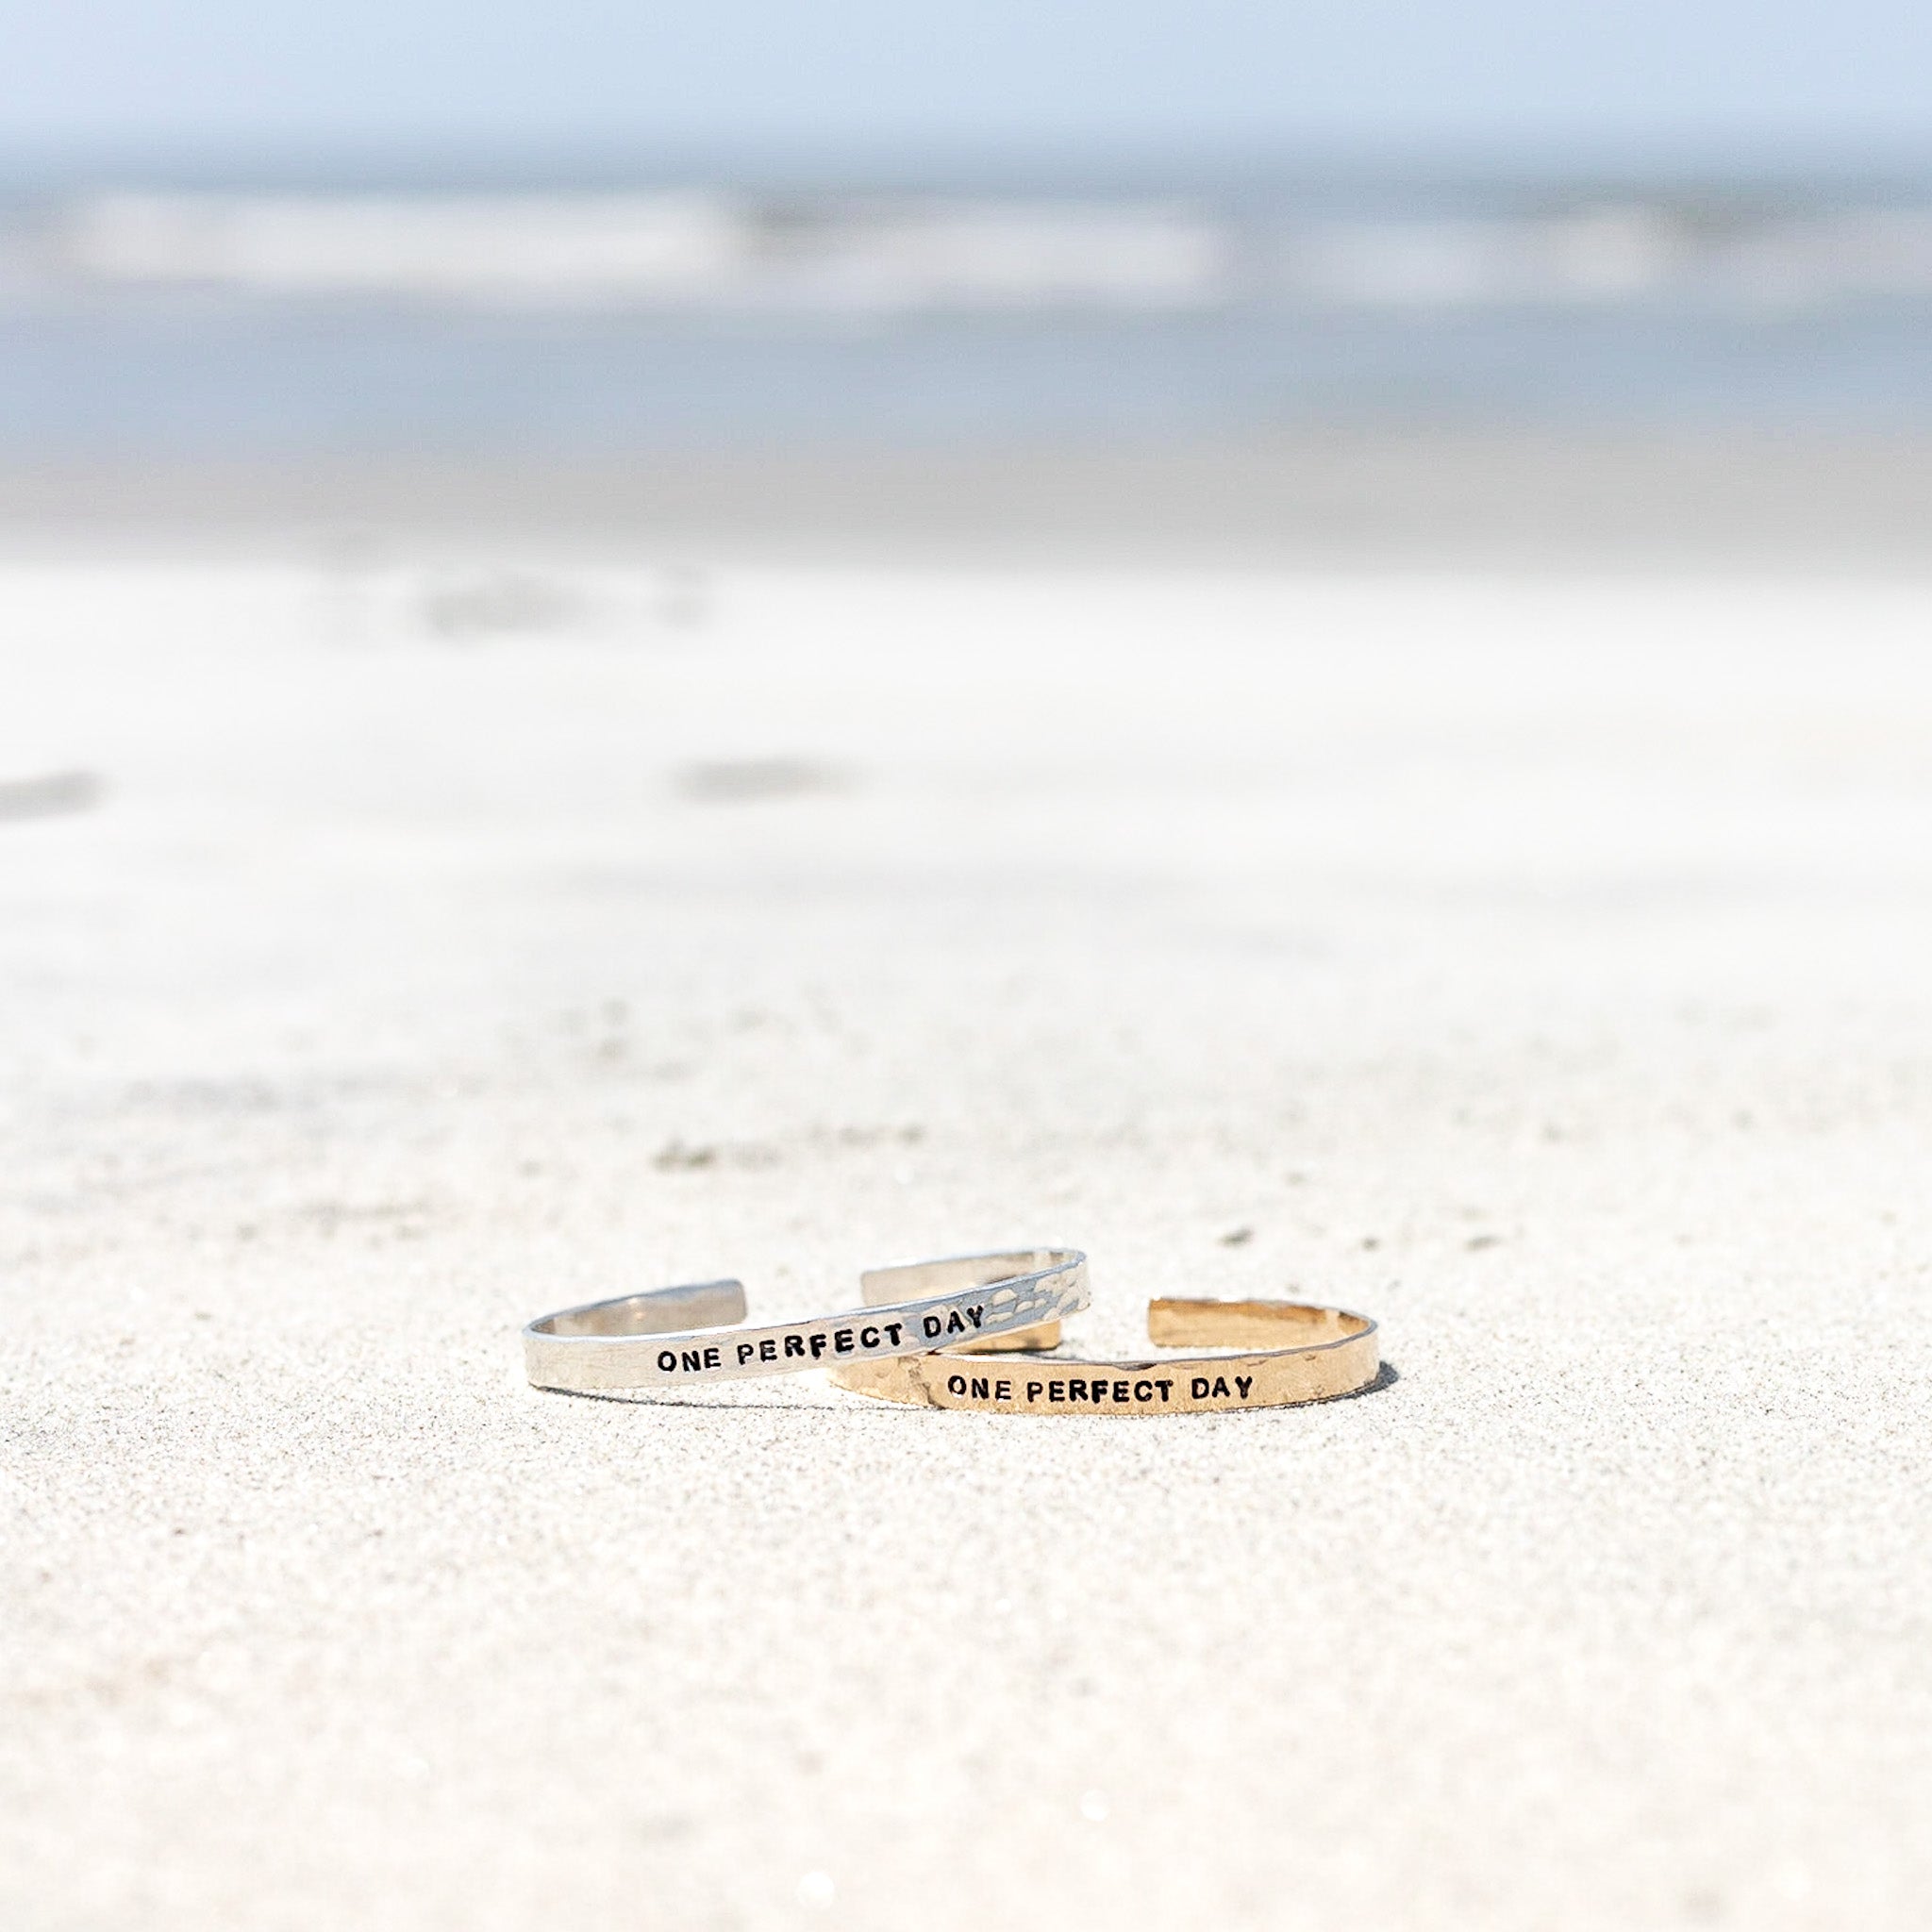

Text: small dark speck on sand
xmin=0 ymin=771 xmax=103 ymax=822
xmin=1219 ymin=1227 xmax=1254 ymax=1246
xmin=654 ymin=1140 xmax=718 ymax=1171
xmin=416 ymin=571 xmax=580 ymax=641
xmin=675 ymin=758 xmax=848 ymax=804
xmin=1466 ymin=1233 xmax=1503 ymax=1250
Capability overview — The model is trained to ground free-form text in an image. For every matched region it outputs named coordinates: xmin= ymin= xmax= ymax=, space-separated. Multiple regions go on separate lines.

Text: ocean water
xmin=4 ymin=160 xmax=1932 ymax=455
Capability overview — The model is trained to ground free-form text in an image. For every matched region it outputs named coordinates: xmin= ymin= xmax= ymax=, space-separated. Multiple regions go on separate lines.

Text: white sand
xmin=3 ymin=547 xmax=1930 ymax=1928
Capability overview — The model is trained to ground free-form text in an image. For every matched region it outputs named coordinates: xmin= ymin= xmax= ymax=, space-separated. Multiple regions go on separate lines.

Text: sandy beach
xmin=4 ymin=454 xmax=1931 ymax=1928
xmin=8 ymin=433 xmax=1932 ymax=568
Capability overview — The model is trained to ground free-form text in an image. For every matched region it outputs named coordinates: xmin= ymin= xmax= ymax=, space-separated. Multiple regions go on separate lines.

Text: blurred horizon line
xmin=8 ymin=133 xmax=1932 ymax=199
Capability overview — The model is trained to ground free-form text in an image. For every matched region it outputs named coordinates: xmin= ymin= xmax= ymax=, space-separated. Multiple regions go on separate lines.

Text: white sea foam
xmin=38 ymin=191 xmax=1233 ymax=312
xmin=1279 ymin=203 xmax=1932 ymax=308
xmin=11 ymin=186 xmax=1932 ymax=316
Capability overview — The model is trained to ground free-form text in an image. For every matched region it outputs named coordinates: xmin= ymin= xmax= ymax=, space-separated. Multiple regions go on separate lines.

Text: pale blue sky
xmin=4 ymin=0 xmax=1931 ymax=157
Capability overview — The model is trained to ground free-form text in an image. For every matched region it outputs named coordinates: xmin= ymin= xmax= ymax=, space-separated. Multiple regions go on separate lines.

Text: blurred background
xmin=4 ymin=0 xmax=1932 ymax=555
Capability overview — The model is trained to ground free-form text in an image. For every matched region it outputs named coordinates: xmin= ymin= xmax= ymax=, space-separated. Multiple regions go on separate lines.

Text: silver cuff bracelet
xmin=523 ymin=1246 xmax=1089 ymax=1393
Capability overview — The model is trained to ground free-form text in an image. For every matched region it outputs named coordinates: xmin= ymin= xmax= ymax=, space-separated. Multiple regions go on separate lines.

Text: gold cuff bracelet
xmin=827 ymin=1297 xmax=1379 ymax=1415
